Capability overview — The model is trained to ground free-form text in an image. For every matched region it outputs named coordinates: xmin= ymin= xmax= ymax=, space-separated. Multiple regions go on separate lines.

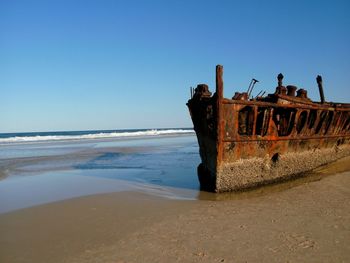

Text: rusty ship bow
xmin=187 ymin=65 xmax=350 ymax=192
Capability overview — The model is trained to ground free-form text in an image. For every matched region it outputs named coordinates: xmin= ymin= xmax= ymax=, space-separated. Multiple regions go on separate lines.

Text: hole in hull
xmin=271 ymin=153 xmax=280 ymax=163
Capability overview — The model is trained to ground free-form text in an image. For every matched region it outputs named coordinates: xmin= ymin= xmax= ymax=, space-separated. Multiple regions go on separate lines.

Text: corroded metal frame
xmin=187 ymin=65 xmax=350 ymax=192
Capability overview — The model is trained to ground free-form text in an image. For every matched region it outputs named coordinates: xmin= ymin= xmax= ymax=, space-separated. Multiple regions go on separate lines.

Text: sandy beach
xmin=1 ymin=155 xmax=350 ymax=263
xmin=2 ymin=0 xmax=350 ymax=262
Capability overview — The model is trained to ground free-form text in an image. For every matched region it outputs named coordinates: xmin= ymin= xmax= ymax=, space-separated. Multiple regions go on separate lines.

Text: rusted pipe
xmin=317 ymin=75 xmax=325 ymax=104
xmin=248 ymin=78 xmax=259 ymax=98
xmin=216 ymin=65 xmax=224 ymax=99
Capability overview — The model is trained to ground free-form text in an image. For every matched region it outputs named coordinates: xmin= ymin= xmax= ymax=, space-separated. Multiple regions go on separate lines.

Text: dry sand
xmin=1 ymin=158 xmax=350 ymax=263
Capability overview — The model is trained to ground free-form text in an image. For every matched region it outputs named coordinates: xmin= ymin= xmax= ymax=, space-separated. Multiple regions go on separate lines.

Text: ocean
xmin=0 ymin=128 xmax=195 ymax=144
xmin=0 ymin=128 xmax=201 ymax=213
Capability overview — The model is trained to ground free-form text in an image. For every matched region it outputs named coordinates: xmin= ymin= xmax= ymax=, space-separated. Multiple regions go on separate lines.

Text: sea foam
xmin=0 ymin=129 xmax=195 ymax=144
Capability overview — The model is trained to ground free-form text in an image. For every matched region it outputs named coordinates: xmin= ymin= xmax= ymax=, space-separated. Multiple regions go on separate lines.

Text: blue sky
xmin=1 ymin=0 xmax=349 ymax=133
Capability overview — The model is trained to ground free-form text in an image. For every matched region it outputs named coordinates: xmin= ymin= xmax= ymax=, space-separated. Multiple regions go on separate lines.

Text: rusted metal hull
xmin=187 ymin=65 xmax=350 ymax=192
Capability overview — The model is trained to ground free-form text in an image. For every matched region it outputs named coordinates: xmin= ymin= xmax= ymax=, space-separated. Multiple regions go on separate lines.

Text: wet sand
xmin=1 ymin=157 xmax=350 ymax=263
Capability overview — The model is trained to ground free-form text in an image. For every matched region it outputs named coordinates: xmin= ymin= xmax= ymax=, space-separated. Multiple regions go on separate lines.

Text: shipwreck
xmin=187 ymin=65 xmax=350 ymax=192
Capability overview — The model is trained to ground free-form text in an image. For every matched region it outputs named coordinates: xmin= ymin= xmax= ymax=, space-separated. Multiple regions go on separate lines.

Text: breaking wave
xmin=0 ymin=129 xmax=195 ymax=144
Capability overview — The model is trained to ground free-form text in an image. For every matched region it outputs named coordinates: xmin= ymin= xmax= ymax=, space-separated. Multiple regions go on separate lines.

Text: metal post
xmin=216 ymin=65 xmax=224 ymax=99
xmin=316 ymin=75 xmax=325 ymax=104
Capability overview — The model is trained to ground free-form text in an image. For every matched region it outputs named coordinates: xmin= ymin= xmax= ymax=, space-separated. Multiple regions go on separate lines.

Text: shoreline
xmin=0 ymin=134 xmax=196 ymax=180
xmin=0 ymin=132 xmax=195 ymax=147
xmin=1 ymin=157 xmax=350 ymax=262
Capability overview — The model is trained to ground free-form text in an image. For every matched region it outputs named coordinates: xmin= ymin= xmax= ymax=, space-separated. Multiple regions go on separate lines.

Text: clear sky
xmin=1 ymin=0 xmax=349 ymax=133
